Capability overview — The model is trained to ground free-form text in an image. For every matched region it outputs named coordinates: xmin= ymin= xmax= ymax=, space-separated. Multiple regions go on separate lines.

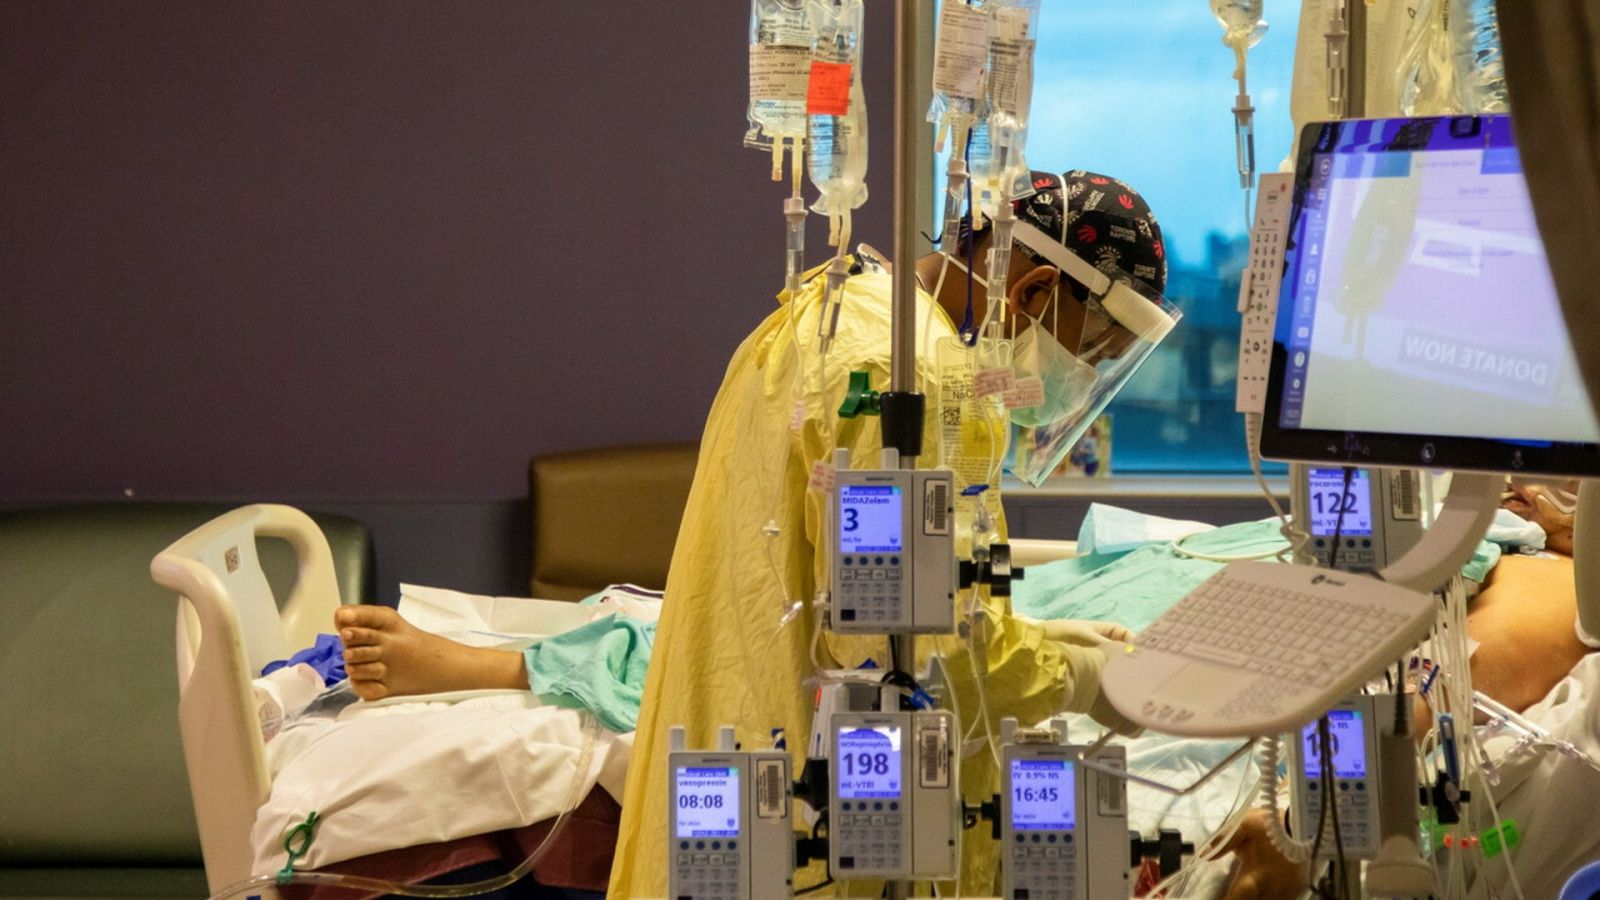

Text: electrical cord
xmin=1243 ymin=413 xmax=1310 ymax=562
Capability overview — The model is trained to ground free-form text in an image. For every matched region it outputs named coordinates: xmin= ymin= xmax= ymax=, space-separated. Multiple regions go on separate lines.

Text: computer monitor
xmin=1259 ymin=115 xmax=1600 ymax=476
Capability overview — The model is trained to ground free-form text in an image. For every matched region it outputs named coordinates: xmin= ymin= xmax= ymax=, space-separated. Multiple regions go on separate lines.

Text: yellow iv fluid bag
xmin=936 ymin=334 xmax=1012 ymax=558
xmin=806 ymin=0 xmax=867 ymax=248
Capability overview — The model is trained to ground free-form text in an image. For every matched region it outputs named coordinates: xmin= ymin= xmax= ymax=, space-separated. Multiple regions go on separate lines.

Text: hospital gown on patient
xmin=609 ymin=262 xmax=1090 ymax=897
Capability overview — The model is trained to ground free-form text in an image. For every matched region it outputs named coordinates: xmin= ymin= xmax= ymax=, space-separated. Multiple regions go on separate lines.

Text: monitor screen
xmin=839 ymin=485 xmax=903 ymax=555
xmin=1009 ymin=758 xmax=1076 ymax=831
xmin=836 ymin=724 xmax=902 ymax=799
xmin=675 ymin=766 xmax=741 ymax=838
xmin=1261 ymin=115 xmax=1600 ymax=475
xmin=1306 ymin=468 xmax=1374 ymax=537
xmin=1302 ymin=710 xmax=1367 ymax=779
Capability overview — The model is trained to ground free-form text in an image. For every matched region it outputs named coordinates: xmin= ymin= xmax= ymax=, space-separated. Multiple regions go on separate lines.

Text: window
xmin=942 ymin=0 xmax=1301 ymax=474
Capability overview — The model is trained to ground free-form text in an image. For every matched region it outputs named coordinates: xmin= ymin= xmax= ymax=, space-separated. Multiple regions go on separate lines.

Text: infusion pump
xmin=828 ymin=710 xmax=960 ymax=879
xmin=999 ymin=718 xmax=1130 ymax=900
xmin=828 ymin=449 xmax=957 ymax=634
xmin=668 ymin=726 xmax=794 ymax=900
xmin=1289 ymin=695 xmax=1388 ymax=859
xmin=1292 ymin=465 xmax=1425 ymax=572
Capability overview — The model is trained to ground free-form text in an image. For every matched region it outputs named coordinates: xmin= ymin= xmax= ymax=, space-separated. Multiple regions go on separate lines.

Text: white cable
xmin=1167 ymin=532 xmax=1286 ymax=563
xmin=1243 ymin=412 xmax=1309 ymax=562
xmin=1256 ymin=735 xmax=1316 ymax=864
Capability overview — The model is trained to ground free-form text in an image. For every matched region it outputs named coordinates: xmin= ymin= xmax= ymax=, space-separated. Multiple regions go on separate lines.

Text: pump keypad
xmin=1303 ymin=778 xmax=1376 ymax=856
xmin=836 ymin=556 xmax=905 ymax=625
xmin=832 ymin=800 xmax=905 ymax=874
xmin=672 ymin=839 xmax=743 ymax=900
xmin=1007 ymin=832 xmax=1079 ymax=899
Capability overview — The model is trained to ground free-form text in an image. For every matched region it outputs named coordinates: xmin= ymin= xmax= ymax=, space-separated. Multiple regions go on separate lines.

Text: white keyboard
xmin=1102 ymin=561 xmax=1436 ymax=737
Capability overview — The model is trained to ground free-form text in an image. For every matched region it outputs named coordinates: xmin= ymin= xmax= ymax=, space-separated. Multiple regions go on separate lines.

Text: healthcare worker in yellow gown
xmin=610 ymin=170 xmax=1170 ymax=897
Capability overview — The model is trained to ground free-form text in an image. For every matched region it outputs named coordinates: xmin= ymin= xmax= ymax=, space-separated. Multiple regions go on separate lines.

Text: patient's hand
xmin=335 ymin=606 xmax=528 ymax=701
xmin=1220 ymin=810 xmax=1306 ymax=900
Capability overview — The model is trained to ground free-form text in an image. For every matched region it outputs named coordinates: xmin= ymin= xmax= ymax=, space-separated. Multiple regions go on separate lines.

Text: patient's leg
xmin=335 ymin=606 xmax=528 ymax=700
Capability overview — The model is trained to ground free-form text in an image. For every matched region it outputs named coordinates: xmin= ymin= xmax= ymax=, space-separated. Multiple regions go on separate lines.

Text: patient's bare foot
xmin=335 ymin=605 xmax=528 ymax=701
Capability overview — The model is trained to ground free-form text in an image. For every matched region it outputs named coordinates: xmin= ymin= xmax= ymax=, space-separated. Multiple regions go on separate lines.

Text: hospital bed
xmin=148 ymin=446 xmax=1085 ymax=898
xmin=140 ymin=445 xmax=700 ymax=896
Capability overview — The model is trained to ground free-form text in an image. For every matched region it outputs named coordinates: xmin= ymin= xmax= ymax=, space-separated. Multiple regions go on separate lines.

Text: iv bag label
xmin=988 ymin=37 xmax=1035 ymax=119
xmin=809 ymin=460 xmax=836 ymax=493
xmin=974 ymin=366 xmax=1014 ymax=398
xmin=933 ymin=2 xmax=988 ymax=98
xmin=806 ymin=61 xmax=852 ymax=116
xmin=754 ymin=7 xmax=811 ymax=48
xmin=750 ymin=44 xmax=811 ymax=102
xmin=1003 ymin=375 xmax=1045 ymax=410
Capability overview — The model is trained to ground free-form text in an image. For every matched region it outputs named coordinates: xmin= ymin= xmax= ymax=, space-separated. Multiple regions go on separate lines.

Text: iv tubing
xmin=203 ymin=713 xmax=604 ymax=900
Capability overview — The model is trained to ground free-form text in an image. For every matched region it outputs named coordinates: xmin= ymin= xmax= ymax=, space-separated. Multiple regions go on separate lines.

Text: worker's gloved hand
xmin=1037 ymin=618 xmax=1136 ymax=647
xmin=1056 ymin=638 xmax=1143 ymax=737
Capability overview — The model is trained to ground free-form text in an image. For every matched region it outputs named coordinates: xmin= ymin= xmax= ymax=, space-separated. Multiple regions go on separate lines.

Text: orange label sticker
xmin=806 ymin=61 xmax=852 ymax=116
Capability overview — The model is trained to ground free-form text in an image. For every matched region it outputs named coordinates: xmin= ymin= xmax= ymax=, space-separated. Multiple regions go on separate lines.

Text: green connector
xmin=838 ymin=370 xmax=881 ymax=418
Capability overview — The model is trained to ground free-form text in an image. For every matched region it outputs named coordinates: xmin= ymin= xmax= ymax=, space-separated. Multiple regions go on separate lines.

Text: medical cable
xmin=1167 ymin=531 xmax=1286 ymax=562
xmin=202 ymin=712 xmax=603 ymax=900
xmin=1142 ymin=744 xmax=1266 ymax=897
xmin=1243 ymin=412 xmax=1310 ymax=561
xmin=1434 ymin=577 xmax=1530 ymax=900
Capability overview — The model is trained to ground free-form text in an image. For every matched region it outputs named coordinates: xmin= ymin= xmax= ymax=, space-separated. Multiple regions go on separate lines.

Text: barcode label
xmin=1096 ymin=757 xmax=1127 ymax=816
xmin=918 ymin=718 xmax=950 ymax=788
xmin=1391 ymin=470 xmax=1421 ymax=520
xmin=924 ymin=479 xmax=951 ymax=535
xmin=756 ymin=758 xmax=788 ymax=819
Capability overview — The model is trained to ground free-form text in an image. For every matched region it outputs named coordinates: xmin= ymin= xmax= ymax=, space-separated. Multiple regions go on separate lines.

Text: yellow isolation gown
xmin=609 ymin=259 xmax=1101 ymax=897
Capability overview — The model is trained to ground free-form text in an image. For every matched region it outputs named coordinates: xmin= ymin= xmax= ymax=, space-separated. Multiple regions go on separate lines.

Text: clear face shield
xmin=1004 ymin=219 xmax=1182 ymax=486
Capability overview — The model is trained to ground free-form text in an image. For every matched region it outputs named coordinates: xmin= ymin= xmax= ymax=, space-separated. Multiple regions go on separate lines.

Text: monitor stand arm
xmin=1378 ymin=472 xmax=1500 ymax=594
xmin=1574 ymin=480 xmax=1600 ymax=648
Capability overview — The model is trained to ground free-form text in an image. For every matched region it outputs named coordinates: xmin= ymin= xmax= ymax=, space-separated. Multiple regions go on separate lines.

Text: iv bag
xmin=746 ymin=0 xmax=815 ymax=174
xmin=1449 ymin=0 xmax=1508 ymax=113
xmin=1395 ymin=0 xmax=1459 ymax=115
xmin=807 ymin=0 xmax=868 ymax=247
xmin=928 ymin=0 xmax=990 ymax=155
xmin=1209 ymin=0 xmax=1267 ymax=55
xmin=972 ymin=0 xmax=1041 ymax=219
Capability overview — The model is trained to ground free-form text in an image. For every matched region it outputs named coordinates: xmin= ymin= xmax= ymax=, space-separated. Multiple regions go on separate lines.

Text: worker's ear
xmin=1007 ymin=264 xmax=1060 ymax=321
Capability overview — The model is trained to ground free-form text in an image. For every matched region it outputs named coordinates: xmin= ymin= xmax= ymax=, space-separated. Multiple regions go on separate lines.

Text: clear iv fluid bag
xmin=1449 ymin=0 xmax=1508 ymax=114
xmin=928 ymin=0 xmax=990 ymax=154
xmin=1396 ymin=0 xmax=1459 ymax=115
xmin=1210 ymin=0 xmax=1267 ymax=52
xmin=807 ymin=0 xmax=868 ymax=245
xmin=747 ymin=0 xmax=815 ymax=182
xmin=972 ymin=0 xmax=1042 ymax=220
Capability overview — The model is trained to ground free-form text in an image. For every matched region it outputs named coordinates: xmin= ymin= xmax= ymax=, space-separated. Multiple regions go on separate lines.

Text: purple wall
xmin=1 ymin=1 xmax=899 ymax=503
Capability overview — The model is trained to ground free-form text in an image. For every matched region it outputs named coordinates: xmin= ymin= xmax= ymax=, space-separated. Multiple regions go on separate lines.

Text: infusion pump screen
xmin=839 ymin=485 xmax=904 ymax=554
xmin=1306 ymin=469 xmax=1374 ymax=537
xmin=1010 ymin=759 xmax=1076 ymax=831
xmin=836 ymin=725 xmax=902 ymax=799
xmin=1302 ymin=710 xmax=1368 ymax=779
xmin=674 ymin=767 xmax=741 ymax=838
